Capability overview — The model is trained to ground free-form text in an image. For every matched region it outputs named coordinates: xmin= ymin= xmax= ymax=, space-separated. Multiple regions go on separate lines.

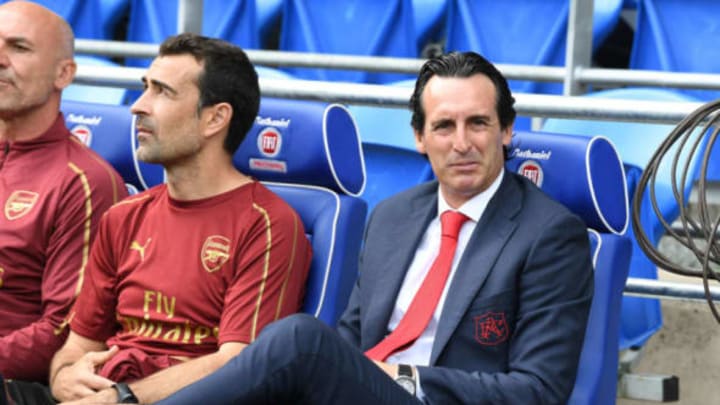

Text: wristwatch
xmin=112 ymin=382 xmax=140 ymax=404
xmin=395 ymin=364 xmax=416 ymax=396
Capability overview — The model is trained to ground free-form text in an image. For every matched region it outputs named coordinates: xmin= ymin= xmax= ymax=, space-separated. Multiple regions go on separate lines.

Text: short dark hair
xmin=410 ymin=51 xmax=516 ymax=133
xmin=159 ymin=33 xmax=260 ymax=154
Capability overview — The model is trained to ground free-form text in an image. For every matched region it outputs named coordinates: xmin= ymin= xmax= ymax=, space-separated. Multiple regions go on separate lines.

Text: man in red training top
xmin=0 ymin=0 xmax=127 ymax=385
xmin=39 ymin=33 xmax=312 ymax=404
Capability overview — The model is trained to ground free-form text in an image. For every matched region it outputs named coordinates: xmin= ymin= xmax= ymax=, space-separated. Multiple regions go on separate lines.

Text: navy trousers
xmin=157 ymin=314 xmax=422 ymax=405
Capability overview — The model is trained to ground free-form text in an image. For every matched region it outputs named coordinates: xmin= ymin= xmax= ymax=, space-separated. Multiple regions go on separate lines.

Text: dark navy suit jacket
xmin=337 ymin=172 xmax=594 ymax=404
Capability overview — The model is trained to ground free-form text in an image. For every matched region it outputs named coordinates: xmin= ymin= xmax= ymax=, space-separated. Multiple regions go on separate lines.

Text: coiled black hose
xmin=632 ymin=99 xmax=720 ymax=323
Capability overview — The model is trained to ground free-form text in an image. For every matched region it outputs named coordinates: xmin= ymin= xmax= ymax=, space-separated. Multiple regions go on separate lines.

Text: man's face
xmin=131 ymin=54 xmax=206 ymax=165
xmin=0 ymin=4 xmax=68 ymax=117
xmin=415 ymin=74 xmax=512 ymax=208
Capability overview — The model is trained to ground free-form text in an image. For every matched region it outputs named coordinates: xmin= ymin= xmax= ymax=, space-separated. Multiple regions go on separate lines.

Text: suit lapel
xmin=430 ymin=173 xmax=522 ymax=364
xmin=363 ymin=187 xmax=437 ymax=347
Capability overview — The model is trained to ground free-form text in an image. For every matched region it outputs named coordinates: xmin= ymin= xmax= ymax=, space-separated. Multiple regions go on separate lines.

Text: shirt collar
xmin=437 ymin=168 xmax=505 ymax=222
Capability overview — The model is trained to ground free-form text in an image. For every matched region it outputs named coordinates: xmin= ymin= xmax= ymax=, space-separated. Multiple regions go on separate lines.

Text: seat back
xmin=445 ymin=0 xmax=623 ymax=129
xmin=348 ymin=84 xmax=435 ymax=216
xmin=571 ymin=230 xmax=632 ymax=405
xmin=125 ymin=0 xmax=258 ymax=68
xmin=631 ymin=0 xmax=720 ymax=101
xmin=507 ymin=131 xmax=631 ymax=404
xmin=541 ymin=87 xmax=709 ymax=349
xmin=235 ymin=98 xmax=368 ymax=326
xmin=279 ymin=0 xmax=417 ymax=83
xmin=629 ymin=0 xmax=720 ymax=180
xmin=63 ymin=56 xmax=128 ymax=105
xmin=60 ymin=100 xmax=165 ymax=194
xmin=21 ymin=0 xmax=119 ymax=39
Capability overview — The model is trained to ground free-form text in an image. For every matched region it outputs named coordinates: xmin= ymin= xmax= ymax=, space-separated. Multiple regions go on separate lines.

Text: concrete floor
xmin=617 ymin=234 xmax=720 ymax=404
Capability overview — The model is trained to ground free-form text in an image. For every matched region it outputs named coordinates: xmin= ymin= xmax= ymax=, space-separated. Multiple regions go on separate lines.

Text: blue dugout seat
xmin=61 ymin=100 xmax=160 ymax=194
xmin=630 ymin=0 xmax=720 ymax=179
xmin=0 ymin=0 xmax=130 ymax=40
xmin=125 ymin=0 xmax=259 ymax=68
xmin=63 ymin=56 xmax=129 ymax=105
xmin=348 ymin=80 xmax=434 ymax=217
xmin=412 ymin=0 xmax=449 ymax=51
xmin=507 ymin=131 xmax=631 ymax=405
xmin=235 ymin=98 xmax=367 ymax=325
xmin=445 ymin=0 xmax=623 ymax=130
xmin=631 ymin=0 xmax=720 ymax=102
xmin=279 ymin=0 xmax=416 ymax=83
xmin=61 ymin=98 xmax=367 ymax=327
xmin=541 ymin=87 xmax=710 ymax=350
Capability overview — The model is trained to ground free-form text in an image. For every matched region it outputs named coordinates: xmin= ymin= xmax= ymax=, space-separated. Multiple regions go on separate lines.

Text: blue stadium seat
xmin=61 ymin=98 xmax=368 ymax=327
xmin=348 ymin=80 xmax=434 ymax=216
xmin=63 ymin=56 xmax=128 ymax=105
xmin=508 ymin=131 xmax=631 ymax=404
xmin=630 ymin=0 xmax=720 ymax=102
xmin=445 ymin=0 xmax=623 ymax=129
xmin=256 ymin=0 xmax=283 ymax=48
xmin=541 ymin=87 xmax=709 ymax=349
xmin=60 ymin=100 xmax=163 ymax=194
xmin=630 ymin=0 xmax=720 ymax=180
xmin=11 ymin=0 xmax=103 ymax=39
xmin=125 ymin=0 xmax=259 ymax=68
xmin=279 ymin=0 xmax=417 ymax=83
xmin=412 ymin=0 xmax=449 ymax=51
xmin=573 ymin=230 xmax=632 ymax=405
xmin=235 ymin=98 xmax=367 ymax=326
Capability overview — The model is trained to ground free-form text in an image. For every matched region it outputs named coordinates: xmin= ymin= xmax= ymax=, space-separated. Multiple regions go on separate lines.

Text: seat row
xmin=60 ymin=98 xmax=632 ymax=404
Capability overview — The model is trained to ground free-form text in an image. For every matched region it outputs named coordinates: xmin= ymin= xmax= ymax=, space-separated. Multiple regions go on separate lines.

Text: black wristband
xmin=112 ymin=383 xmax=139 ymax=404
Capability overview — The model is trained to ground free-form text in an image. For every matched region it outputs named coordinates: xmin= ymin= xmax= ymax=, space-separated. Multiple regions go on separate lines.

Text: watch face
xmin=396 ymin=376 xmax=416 ymax=395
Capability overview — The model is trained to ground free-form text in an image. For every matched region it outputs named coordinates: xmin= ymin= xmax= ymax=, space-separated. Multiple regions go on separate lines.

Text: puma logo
xmin=130 ymin=238 xmax=152 ymax=261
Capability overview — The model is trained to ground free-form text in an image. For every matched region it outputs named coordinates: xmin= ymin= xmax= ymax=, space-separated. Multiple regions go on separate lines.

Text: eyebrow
xmin=140 ymin=76 xmax=179 ymax=96
xmin=5 ymin=36 xmax=34 ymax=49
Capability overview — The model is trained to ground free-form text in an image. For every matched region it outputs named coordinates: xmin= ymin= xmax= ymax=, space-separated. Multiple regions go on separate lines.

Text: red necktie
xmin=365 ymin=210 xmax=469 ymax=361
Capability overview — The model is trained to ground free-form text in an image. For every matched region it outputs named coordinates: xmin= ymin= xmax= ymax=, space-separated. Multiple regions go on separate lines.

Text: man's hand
xmin=58 ymin=387 xmax=117 ymax=404
xmin=51 ymin=345 xmax=119 ymax=402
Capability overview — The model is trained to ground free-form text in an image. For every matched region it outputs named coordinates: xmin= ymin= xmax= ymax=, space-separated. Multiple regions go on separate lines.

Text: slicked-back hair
xmin=410 ymin=51 xmax=516 ymax=133
xmin=159 ymin=33 xmax=260 ymax=155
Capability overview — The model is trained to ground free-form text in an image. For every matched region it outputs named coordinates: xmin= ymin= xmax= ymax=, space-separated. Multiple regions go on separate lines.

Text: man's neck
xmin=164 ymin=153 xmax=252 ymax=201
xmin=0 ymin=103 xmax=60 ymax=142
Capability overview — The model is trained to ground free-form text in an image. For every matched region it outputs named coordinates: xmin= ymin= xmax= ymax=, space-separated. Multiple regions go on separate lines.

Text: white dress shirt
xmin=386 ymin=170 xmax=505 ymax=366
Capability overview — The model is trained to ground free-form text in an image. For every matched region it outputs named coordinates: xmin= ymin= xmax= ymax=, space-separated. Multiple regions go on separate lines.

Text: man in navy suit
xmin=159 ymin=51 xmax=593 ymax=405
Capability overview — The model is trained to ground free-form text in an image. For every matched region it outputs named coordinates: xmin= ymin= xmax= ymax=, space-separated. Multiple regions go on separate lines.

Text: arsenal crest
xmin=201 ymin=235 xmax=231 ymax=273
xmin=4 ymin=190 xmax=39 ymax=220
xmin=474 ymin=311 xmax=509 ymax=346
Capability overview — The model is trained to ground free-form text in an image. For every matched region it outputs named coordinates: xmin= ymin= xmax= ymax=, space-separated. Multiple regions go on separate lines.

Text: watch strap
xmin=398 ymin=364 xmax=414 ymax=378
xmin=112 ymin=382 xmax=139 ymax=404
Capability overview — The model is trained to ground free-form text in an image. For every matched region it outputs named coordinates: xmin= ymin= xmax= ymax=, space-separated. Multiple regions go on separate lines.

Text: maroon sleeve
xmin=0 ymin=164 xmax=126 ymax=382
xmin=218 ymin=200 xmax=312 ymax=345
xmin=69 ymin=206 xmax=124 ymax=343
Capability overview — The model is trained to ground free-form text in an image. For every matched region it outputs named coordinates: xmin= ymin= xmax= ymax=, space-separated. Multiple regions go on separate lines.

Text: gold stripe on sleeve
xmin=250 ymin=203 xmax=272 ymax=341
xmin=70 ymin=136 xmax=121 ymax=203
xmin=55 ymin=163 xmax=93 ymax=335
xmin=274 ymin=213 xmax=299 ymax=320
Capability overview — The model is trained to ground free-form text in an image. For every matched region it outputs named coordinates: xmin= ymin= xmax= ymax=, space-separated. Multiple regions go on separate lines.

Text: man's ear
xmin=414 ymin=130 xmax=426 ymax=154
xmin=203 ymin=102 xmax=233 ymax=138
xmin=55 ymin=59 xmax=77 ymax=90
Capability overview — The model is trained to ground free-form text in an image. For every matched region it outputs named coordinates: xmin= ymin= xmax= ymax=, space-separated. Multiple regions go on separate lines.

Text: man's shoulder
xmin=61 ymin=134 xmax=125 ymax=187
xmin=105 ymin=186 xmax=163 ymax=217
